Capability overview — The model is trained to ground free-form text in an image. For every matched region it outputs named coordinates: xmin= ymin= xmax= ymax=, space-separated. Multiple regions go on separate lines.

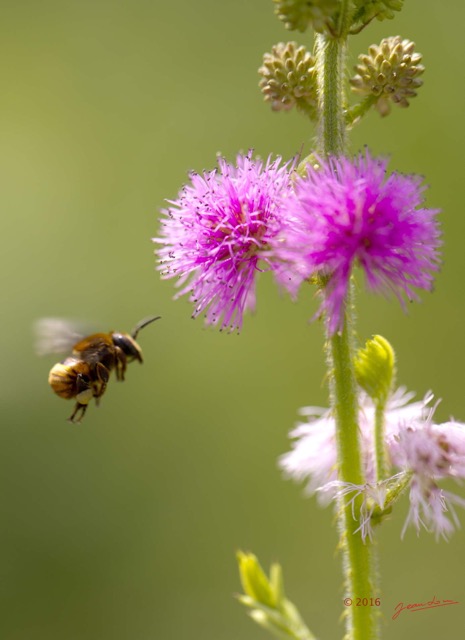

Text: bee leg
xmin=93 ymin=363 xmax=110 ymax=406
xmin=114 ymin=347 xmax=127 ymax=381
xmin=68 ymin=402 xmax=88 ymax=424
xmin=68 ymin=373 xmax=93 ymax=422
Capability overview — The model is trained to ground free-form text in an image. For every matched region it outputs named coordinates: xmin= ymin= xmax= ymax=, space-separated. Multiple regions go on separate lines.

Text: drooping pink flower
xmin=280 ymin=389 xmax=465 ymax=539
xmin=390 ymin=415 xmax=465 ymax=539
xmin=279 ymin=387 xmax=426 ymax=497
xmin=273 ymin=151 xmax=441 ymax=334
xmin=154 ymin=152 xmax=293 ymax=331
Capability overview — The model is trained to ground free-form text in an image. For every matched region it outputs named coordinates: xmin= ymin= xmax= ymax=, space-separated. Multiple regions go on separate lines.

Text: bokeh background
xmin=1 ymin=1 xmax=464 ymax=638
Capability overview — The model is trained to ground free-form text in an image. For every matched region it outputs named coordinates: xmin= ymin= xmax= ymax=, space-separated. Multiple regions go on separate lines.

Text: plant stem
xmin=329 ymin=295 xmax=377 ymax=640
xmin=314 ymin=33 xmax=346 ymax=156
xmin=329 ymin=297 xmax=363 ymax=488
xmin=346 ymin=95 xmax=377 ymax=128
xmin=374 ymin=402 xmax=388 ymax=481
xmin=314 ymin=5 xmax=379 ymax=637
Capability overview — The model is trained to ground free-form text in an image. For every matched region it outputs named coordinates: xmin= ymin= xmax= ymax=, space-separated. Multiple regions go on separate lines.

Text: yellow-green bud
xmin=259 ymin=42 xmax=317 ymax=119
xmin=273 ymin=0 xmax=339 ymax=34
xmin=236 ymin=551 xmax=317 ymax=640
xmin=296 ymin=153 xmax=321 ymax=177
xmin=350 ymin=36 xmax=424 ymax=116
xmin=237 ymin=551 xmax=277 ymax=609
xmin=355 ymin=335 xmax=395 ymax=404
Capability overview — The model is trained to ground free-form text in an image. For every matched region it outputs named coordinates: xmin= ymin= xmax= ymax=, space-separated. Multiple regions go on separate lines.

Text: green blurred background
xmin=1 ymin=1 xmax=464 ymax=638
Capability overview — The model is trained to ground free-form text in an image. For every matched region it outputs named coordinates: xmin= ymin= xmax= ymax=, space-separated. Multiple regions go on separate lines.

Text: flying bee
xmin=36 ymin=316 xmax=161 ymax=423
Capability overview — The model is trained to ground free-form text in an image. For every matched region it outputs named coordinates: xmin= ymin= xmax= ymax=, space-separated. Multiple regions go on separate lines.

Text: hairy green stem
xmin=329 ymin=289 xmax=377 ymax=640
xmin=314 ymin=33 xmax=346 ymax=155
xmin=374 ymin=402 xmax=388 ymax=481
xmin=314 ymin=5 xmax=379 ymax=638
xmin=346 ymin=95 xmax=377 ymax=128
xmin=329 ymin=296 xmax=363 ymax=487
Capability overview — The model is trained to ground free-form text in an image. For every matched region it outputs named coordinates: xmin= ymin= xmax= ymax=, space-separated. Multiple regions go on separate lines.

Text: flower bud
xmin=355 ymin=335 xmax=395 ymax=404
xmin=350 ymin=36 xmax=424 ymax=116
xmin=237 ymin=551 xmax=277 ymax=609
xmin=259 ymin=42 xmax=317 ymax=118
xmin=273 ymin=0 xmax=339 ymax=34
xmin=352 ymin=0 xmax=404 ymax=28
xmin=237 ymin=551 xmax=316 ymax=640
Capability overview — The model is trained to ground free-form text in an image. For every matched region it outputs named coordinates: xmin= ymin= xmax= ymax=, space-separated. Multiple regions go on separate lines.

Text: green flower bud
xmin=273 ymin=0 xmax=339 ymax=35
xmin=236 ymin=551 xmax=316 ymax=640
xmin=237 ymin=551 xmax=277 ymax=609
xmin=370 ymin=471 xmax=413 ymax=524
xmin=296 ymin=153 xmax=321 ymax=177
xmin=352 ymin=0 xmax=404 ymax=30
xmin=259 ymin=42 xmax=317 ymax=119
xmin=350 ymin=36 xmax=424 ymax=116
xmin=355 ymin=335 xmax=395 ymax=404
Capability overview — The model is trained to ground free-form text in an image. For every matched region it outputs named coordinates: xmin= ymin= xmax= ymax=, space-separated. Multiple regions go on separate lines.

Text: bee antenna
xmin=131 ymin=316 xmax=161 ymax=340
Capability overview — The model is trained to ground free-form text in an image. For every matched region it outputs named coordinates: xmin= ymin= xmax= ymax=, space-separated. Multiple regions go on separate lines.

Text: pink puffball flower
xmin=273 ymin=151 xmax=441 ymax=334
xmin=154 ymin=152 xmax=293 ymax=332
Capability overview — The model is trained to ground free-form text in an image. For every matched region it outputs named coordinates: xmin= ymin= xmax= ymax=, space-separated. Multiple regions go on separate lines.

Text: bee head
xmin=111 ymin=333 xmax=144 ymax=363
xmin=111 ymin=316 xmax=160 ymax=364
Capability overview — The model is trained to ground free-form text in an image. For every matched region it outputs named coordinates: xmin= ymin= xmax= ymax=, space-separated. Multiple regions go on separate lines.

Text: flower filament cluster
xmin=155 ymin=150 xmax=440 ymax=336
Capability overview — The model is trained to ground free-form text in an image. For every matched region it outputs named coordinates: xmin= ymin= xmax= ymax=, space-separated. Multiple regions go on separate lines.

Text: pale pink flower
xmin=280 ymin=389 xmax=465 ymax=538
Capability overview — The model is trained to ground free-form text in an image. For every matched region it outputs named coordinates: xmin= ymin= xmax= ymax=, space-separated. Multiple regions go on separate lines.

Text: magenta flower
xmin=273 ymin=151 xmax=441 ymax=334
xmin=154 ymin=152 xmax=293 ymax=331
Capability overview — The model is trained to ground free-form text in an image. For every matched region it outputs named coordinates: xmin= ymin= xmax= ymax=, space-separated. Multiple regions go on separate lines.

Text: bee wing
xmin=33 ymin=318 xmax=95 ymax=356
